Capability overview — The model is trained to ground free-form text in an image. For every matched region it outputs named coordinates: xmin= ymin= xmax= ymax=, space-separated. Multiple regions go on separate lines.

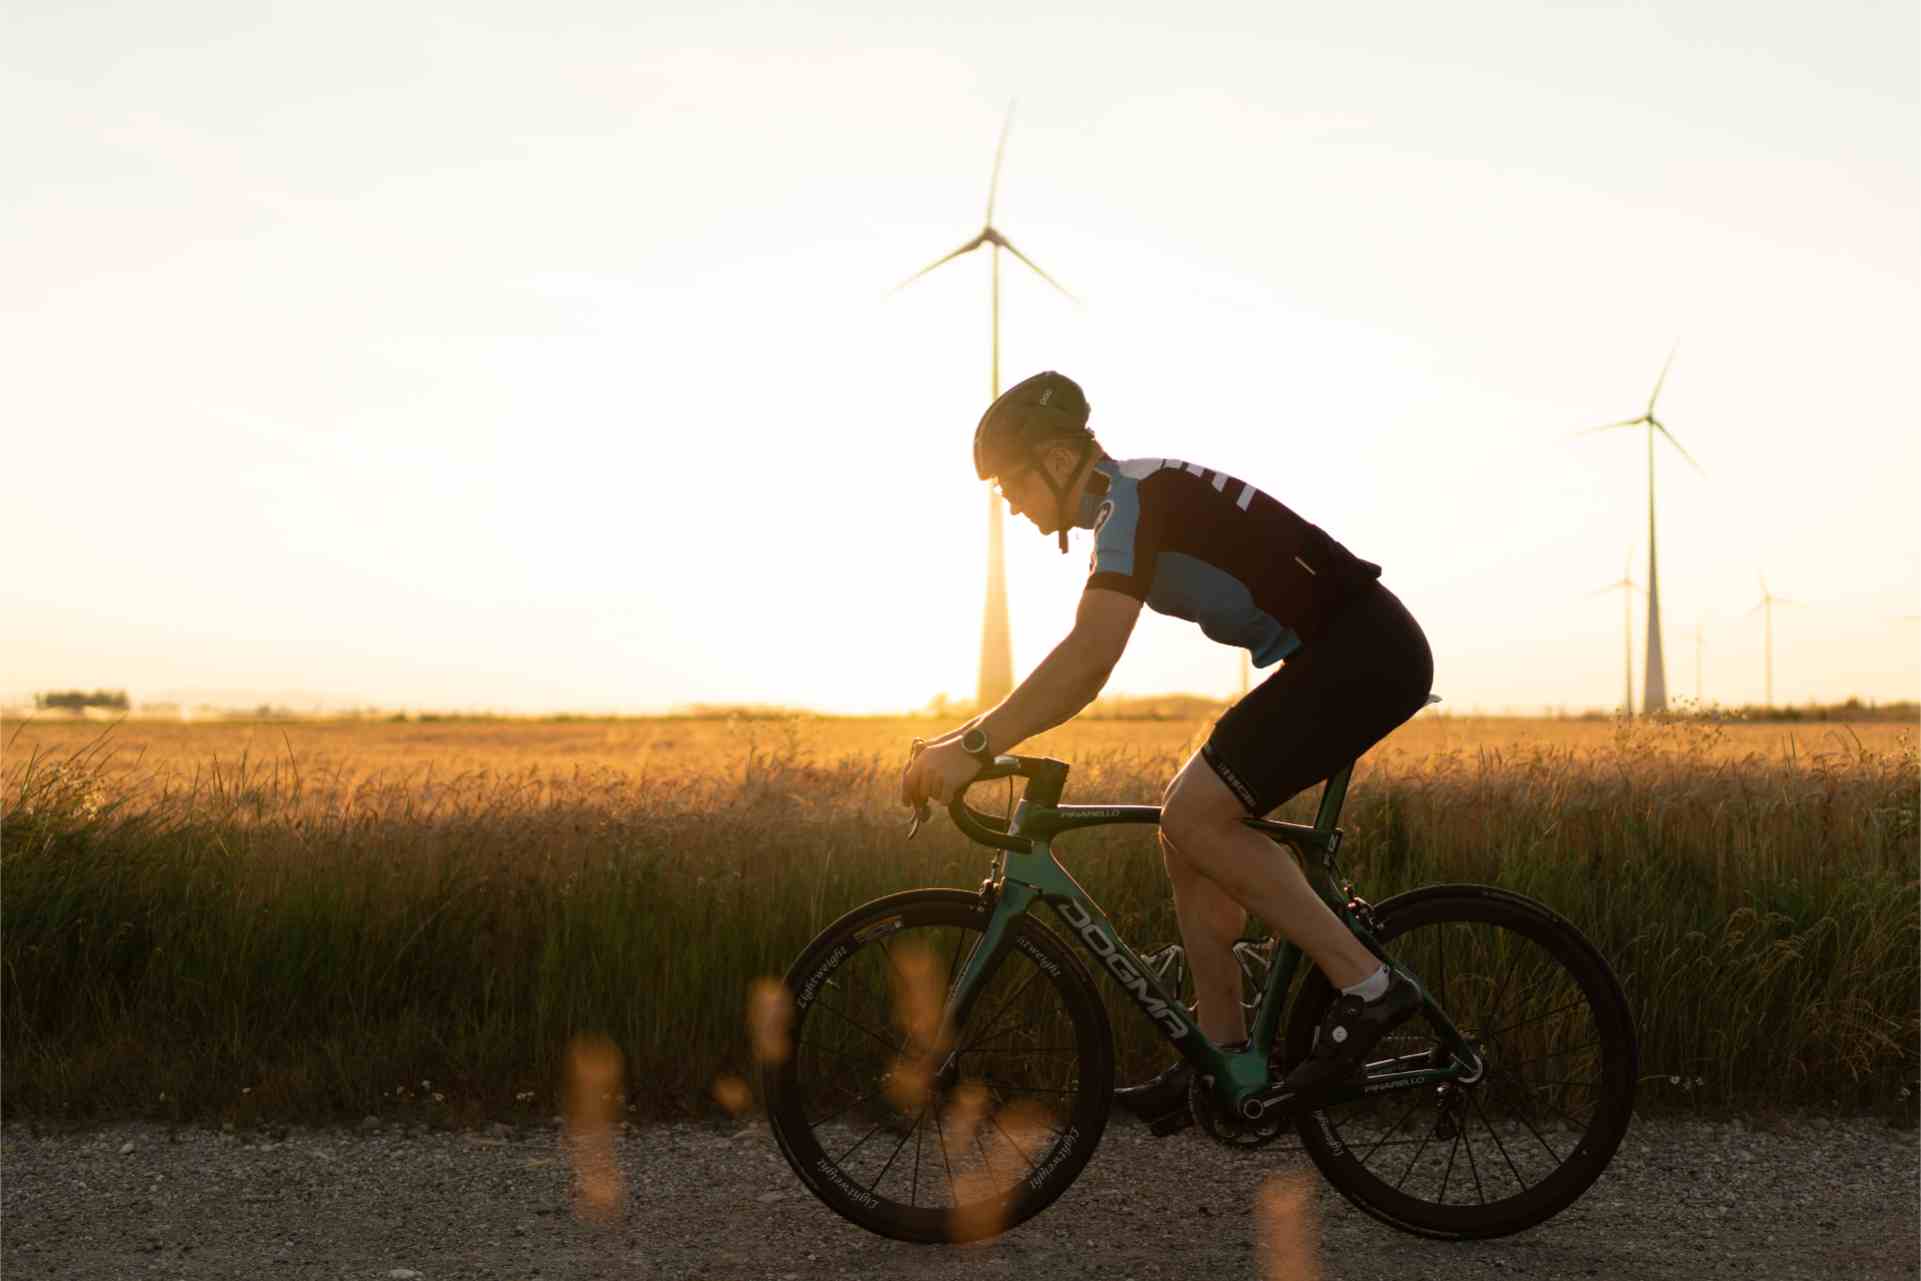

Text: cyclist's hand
xmin=901 ymin=738 xmax=978 ymax=809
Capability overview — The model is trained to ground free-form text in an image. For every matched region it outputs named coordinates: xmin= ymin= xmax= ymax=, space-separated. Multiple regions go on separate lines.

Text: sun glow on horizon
xmin=4 ymin=3 xmax=1915 ymax=718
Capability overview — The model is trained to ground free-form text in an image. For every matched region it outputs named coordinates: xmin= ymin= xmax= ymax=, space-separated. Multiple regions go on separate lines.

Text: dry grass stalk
xmin=746 ymin=978 xmax=793 ymax=1066
xmin=565 ymin=1034 xmax=625 ymax=1223
xmin=1256 ymin=1172 xmax=1322 ymax=1281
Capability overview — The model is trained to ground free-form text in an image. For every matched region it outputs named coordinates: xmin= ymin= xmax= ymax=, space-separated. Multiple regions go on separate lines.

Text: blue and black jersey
xmin=1075 ymin=457 xmax=1383 ymax=667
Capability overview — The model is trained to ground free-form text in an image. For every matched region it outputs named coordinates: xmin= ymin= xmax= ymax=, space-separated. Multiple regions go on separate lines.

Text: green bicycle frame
xmin=938 ymin=760 xmax=1484 ymax=1116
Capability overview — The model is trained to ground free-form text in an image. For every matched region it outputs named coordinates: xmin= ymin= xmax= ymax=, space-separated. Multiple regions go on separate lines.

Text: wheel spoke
xmin=957 ymin=967 xmax=1045 ymax=1057
xmin=1357 ymin=1093 xmax=1427 ymax=1169
xmin=1460 ymin=1108 xmax=1486 ymax=1204
xmin=985 ymin=1106 xmax=1042 ymax=1170
xmin=1439 ymin=1129 xmax=1461 ymax=1203
xmin=833 ymin=1117 xmax=889 ymax=1165
xmin=1468 ymin=1084 xmax=1531 ymax=1196
xmin=809 ymin=1085 xmax=884 ymax=1133
xmin=973 ymin=1125 xmax=1000 ymax=1185
xmin=911 ymin=1103 xmax=926 ymax=1206
xmin=810 ymin=999 xmax=902 ymax=1057
xmin=1394 ymin=1123 xmax=1437 ymax=1191
xmin=1492 ymin=1060 xmax=1597 ymax=1134
xmin=1499 ymin=1040 xmax=1605 ymax=1071
xmin=934 ymin=1106 xmax=956 ymax=1206
xmin=867 ymin=1103 xmax=926 ymax=1191
xmin=957 ymin=1044 xmax=1082 ymax=1056
xmin=1488 ymin=1062 xmax=1567 ymax=1163
xmin=1479 ymin=949 xmax=1527 ymax=1046
xmin=797 ymin=1039 xmax=883 ymax=1071
xmin=1485 ymin=996 xmax=1593 ymax=1041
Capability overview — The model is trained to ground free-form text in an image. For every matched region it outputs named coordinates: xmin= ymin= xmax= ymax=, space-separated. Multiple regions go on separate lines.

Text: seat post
xmin=1312 ymin=762 xmax=1354 ymax=834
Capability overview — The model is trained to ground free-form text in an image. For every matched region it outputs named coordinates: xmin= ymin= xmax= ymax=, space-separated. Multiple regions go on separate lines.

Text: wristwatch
xmin=959 ymin=727 xmax=995 ymax=767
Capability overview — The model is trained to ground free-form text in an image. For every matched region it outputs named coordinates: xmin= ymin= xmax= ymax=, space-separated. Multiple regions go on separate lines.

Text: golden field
xmin=6 ymin=710 xmax=1912 ymax=802
xmin=3 ymin=710 xmax=1915 ymax=1124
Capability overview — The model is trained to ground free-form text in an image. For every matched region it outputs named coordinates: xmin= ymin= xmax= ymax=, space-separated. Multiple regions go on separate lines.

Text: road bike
xmin=763 ymin=749 xmax=1637 ymax=1243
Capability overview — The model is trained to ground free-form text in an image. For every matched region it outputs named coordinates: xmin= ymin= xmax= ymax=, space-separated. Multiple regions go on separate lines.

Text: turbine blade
xmin=985 ymin=101 xmax=1015 ymax=227
xmin=1647 ymin=342 xmax=1678 ymax=415
xmin=1575 ymin=416 xmax=1647 ymax=436
xmin=994 ymin=232 xmax=1079 ymax=303
xmin=1652 ymin=420 xmax=1705 ymax=474
xmin=887 ymin=234 xmax=987 ymax=294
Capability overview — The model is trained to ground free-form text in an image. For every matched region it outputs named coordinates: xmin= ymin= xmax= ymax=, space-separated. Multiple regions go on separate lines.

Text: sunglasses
xmin=991 ymin=463 xmax=1034 ymax=500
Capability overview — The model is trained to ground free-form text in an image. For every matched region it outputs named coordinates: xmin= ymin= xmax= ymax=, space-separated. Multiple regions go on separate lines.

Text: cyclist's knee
xmin=1161 ymin=775 xmax=1241 ymax=857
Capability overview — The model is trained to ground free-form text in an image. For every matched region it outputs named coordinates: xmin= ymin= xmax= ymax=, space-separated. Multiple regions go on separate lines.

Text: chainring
xmin=1188 ymin=1071 xmax=1289 ymax=1149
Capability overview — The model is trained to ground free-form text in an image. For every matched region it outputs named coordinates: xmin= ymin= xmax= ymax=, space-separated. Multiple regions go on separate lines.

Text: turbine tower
xmin=893 ymin=106 xmax=1076 ymax=709
xmin=1748 ymin=576 xmax=1798 ymax=707
xmin=1580 ymin=347 xmax=1703 ymax=716
xmin=1588 ymin=551 xmax=1641 ymax=715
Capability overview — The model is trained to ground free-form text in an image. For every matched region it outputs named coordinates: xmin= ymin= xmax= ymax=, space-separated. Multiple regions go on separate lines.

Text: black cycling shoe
xmin=1280 ymin=970 xmax=1423 ymax=1097
xmin=1114 ymin=1063 xmax=1193 ymax=1133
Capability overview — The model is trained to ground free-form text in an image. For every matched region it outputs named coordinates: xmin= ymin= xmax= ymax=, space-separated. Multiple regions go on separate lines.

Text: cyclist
xmin=900 ymin=370 xmax=1435 ymax=1131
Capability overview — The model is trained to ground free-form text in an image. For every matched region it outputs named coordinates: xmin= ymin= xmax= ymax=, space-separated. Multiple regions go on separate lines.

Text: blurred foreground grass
xmin=3 ymin=713 xmax=1915 ymax=1124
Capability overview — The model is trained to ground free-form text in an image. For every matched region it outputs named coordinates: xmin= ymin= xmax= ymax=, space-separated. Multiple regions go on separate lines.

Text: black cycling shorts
xmin=1201 ymin=582 xmax=1434 ymax=815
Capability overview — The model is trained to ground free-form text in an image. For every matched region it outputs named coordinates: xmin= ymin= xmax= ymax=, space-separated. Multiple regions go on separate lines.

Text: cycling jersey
xmin=1076 ymin=456 xmax=1383 ymax=665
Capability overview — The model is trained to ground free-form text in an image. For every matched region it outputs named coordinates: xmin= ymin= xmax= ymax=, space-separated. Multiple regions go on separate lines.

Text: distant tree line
xmin=34 ymin=689 xmax=130 ymax=713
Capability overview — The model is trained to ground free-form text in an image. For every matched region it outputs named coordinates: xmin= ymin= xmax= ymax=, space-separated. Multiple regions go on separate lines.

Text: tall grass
xmin=3 ymin=717 xmax=1914 ymax=1124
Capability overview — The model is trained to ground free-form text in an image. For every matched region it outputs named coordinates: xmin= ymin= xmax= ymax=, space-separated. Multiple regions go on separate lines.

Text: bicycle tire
xmin=1286 ymin=884 xmax=1637 ymax=1240
xmin=765 ymin=889 xmax=1114 ymax=1243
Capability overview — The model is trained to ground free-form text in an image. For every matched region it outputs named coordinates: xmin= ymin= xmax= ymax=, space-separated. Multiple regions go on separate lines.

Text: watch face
xmin=961 ymin=729 xmax=988 ymax=755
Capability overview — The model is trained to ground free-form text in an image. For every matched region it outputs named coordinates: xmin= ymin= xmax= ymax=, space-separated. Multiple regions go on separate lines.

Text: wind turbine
xmin=1580 ymin=347 xmax=1703 ymax=715
xmin=892 ymin=106 xmax=1077 ymax=709
xmin=1748 ymin=576 xmax=1799 ymax=708
xmin=1588 ymin=551 xmax=1642 ymax=715
xmin=1685 ymin=620 xmax=1705 ymax=705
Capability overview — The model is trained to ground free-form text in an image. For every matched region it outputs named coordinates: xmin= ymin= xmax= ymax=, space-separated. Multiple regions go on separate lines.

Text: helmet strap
xmin=1042 ymin=439 xmax=1095 ymax=555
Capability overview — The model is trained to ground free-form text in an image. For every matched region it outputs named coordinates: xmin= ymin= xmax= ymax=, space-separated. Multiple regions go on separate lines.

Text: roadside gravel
xmin=4 ymin=1115 xmax=1915 ymax=1279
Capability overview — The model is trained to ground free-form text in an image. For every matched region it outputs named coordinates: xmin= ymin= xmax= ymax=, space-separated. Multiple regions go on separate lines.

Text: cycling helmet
xmin=973 ymin=371 xmax=1096 ymax=553
xmin=972 ymin=371 xmax=1093 ymax=481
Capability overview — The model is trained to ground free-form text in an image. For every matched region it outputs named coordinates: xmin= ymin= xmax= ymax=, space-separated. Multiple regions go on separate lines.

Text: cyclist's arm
xmin=975 ymin=588 xmax=1142 ymax=754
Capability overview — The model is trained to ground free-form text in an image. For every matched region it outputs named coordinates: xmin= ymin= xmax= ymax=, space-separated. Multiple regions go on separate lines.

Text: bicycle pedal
xmin=1147 ymin=1108 xmax=1193 ymax=1138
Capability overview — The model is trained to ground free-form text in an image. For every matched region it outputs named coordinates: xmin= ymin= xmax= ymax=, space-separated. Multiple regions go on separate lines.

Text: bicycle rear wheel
xmin=765 ymin=889 xmax=1113 ymax=1243
xmin=1286 ymin=884 xmax=1637 ymax=1239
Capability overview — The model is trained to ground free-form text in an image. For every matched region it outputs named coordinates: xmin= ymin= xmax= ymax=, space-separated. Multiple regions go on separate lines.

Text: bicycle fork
xmin=903 ymin=881 xmax=1041 ymax=1092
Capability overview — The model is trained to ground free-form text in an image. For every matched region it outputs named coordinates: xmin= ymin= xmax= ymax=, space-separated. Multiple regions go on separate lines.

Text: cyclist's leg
xmin=1164 ymin=582 xmax=1435 ymax=1012
xmin=1157 ymin=822 xmax=1249 ymax=1045
xmin=1161 ymin=755 xmax=1380 ymax=1004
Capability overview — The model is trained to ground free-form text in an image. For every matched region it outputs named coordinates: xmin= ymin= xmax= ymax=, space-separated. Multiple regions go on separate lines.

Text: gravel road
xmin=4 ymin=1115 xmax=1915 ymax=1280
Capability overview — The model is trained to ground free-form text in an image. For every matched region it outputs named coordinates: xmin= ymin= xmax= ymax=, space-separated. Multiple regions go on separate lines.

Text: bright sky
xmin=6 ymin=0 xmax=1918 ymax=716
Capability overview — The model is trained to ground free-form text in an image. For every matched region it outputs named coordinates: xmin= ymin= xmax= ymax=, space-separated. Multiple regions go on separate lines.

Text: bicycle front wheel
xmin=765 ymin=889 xmax=1114 ymax=1243
xmin=1286 ymin=884 xmax=1638 ymax=1240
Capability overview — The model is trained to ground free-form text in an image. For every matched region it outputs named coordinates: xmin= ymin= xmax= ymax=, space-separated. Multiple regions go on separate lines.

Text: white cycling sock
xmin=1343 ymin=964 xmax=1390 ymax=1003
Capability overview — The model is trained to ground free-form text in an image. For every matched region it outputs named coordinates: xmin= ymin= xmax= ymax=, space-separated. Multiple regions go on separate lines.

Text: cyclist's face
xmin=994 ymin=462 xmax=1057 ymax=532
